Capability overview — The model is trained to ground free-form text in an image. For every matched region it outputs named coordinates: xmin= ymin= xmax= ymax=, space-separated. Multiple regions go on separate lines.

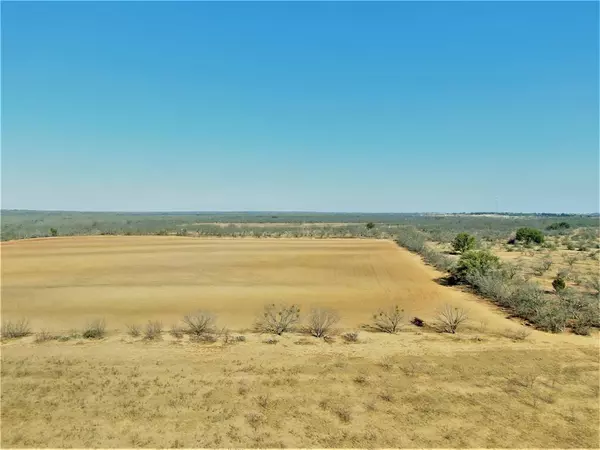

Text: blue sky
xmin=2 ymin=2 xmax=598 ymax=213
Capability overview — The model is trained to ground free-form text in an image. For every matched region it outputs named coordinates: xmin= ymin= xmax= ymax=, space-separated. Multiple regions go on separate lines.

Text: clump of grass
xmin=305 ymin=308 xmax=339 ymax=338
xmin=353 ymin=374 xmax=368 ymax=385
xmin=504 ymin=327 xmax=531 ymax=341
xmin=254 ymin=303 xmax=300 ymax=335
xmin=263 ymin=337 xmax=279 ymax=345
xmin=126 ymin=324 xmax=141 ymax=337
xmin=437 ymin=304 xmax=468 ymax=333
xmin=143 ymin=321 xmax=163 ymax=341
xmin=34 ymin=330 xmax=56 ymax=343
xmin=82 ymin=319 xmax=106 ymax=339
xmin=1 ymin=319 xmax=31 ymax=339
xmin=371 ymin=305 xmax=404 ymax=333
xmin=189 ymin=333 xmax=217 ymax=343
xmin=341 ymin=331 xmax=359 ymax=343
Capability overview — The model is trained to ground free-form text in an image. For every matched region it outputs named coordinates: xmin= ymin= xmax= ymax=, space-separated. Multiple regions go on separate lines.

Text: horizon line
xmin=2 ymin=209 xmax=599 ymax=216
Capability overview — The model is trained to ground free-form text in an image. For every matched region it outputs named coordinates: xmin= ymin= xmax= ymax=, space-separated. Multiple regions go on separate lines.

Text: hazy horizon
xmin=2 ymin=2 xmax=598 ymax=213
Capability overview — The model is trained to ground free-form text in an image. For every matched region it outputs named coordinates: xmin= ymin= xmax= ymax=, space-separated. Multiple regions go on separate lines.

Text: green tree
xmin=515 ymin=227 xmax=545 ymax=244
xmin=450 ymin=250 xmax=501 ymax=283
xmin=452 ymin=232 xmax=476 ymax=253
xmin=49 ymin=228 xmax=58 ymax=237
xmin=366 ymin=222 xmax=375 ymax=230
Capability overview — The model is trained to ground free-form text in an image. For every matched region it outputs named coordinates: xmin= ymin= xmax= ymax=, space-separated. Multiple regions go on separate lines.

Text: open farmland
xmin=2 ymin=236 xmax=511 ymax=331
xmin=1 ymin=236 xmax=599 ymax=448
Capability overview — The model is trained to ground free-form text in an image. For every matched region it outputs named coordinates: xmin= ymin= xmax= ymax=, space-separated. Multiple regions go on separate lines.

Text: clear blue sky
xmin=2 ymin=2 xmax=598 ymax=213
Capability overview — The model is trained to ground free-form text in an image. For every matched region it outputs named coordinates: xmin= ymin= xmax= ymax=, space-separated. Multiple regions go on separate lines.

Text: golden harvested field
xmin=1 ymin=236 xmax=599 ymax=448
xmin=2 ymin=236 xmax=518 ymax=332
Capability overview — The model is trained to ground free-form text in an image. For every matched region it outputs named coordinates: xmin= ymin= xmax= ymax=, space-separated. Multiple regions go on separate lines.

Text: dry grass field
xmin=1 ymin=236 xmax=599 ymax=448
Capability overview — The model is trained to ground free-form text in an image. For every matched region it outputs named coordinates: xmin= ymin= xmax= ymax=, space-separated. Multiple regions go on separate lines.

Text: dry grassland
xmin=1 ymin=237 xmax=599 ymax=448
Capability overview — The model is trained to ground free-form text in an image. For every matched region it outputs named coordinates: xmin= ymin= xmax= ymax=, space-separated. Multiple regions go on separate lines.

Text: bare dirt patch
xmin=2 ymin=236 xmax=516 ymax=332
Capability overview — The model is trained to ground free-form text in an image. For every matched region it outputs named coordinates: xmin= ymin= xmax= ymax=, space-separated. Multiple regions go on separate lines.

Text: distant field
xmin=2 ymin=236 xmax=514 ymax=331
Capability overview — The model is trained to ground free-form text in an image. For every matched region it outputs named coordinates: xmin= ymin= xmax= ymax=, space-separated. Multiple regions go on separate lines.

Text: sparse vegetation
xmin=341 ymin=331 xmax=359 ymax=343
xmin=182 ymin=312 xmax=216 ymax=336
xmin=34 ymin=330 xmax=56 ymax=343
xmin=437 ymin=304 xmax=468 ymax=333
xmin=143 ymin=321 xmax=163 ymax=340
xmin=82 ymin=319 xmax=106 ymax=339
xmin=371 ymin=305 xmax=404 ymax=333
xmin=126 ymin=323 xmax=141 ymax=337
xmin=305 ymin=308 xmax=340 ymax=338
xmin=255 ymin=304 xmax=300 ymax=335
xmin=1 ymin=319 xmax=31 ymax=339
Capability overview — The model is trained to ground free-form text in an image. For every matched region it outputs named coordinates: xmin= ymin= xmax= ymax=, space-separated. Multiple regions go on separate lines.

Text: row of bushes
xmin=1 ymin=303 xmax=472 ymax=343
xmin=394 ymin=228 xmax=599 ymax=335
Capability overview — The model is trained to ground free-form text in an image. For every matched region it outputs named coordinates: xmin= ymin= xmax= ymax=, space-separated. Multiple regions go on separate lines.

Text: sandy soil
xmin=1 ymin=236 xmax=527 ymax=333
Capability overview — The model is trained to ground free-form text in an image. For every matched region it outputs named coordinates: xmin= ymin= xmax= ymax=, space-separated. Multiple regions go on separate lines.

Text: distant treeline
xmin=1 ymin=210 xmax=598 ymax=242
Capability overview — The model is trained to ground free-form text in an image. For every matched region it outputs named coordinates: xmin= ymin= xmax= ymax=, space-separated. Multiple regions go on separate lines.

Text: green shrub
xmin=515 ymin=227 xmax=545 ymax=245
xmin=49 ymin=228 xmax=58 ymax=237
xmin=450 ymin=250 xmax=501 ymax=283
xmin=82 ymin=319 xmax=106 ymax=339
xmin=546 ymin=222 xmax=571 ymax=231
xmin=552 ymin=275 xmax=567 ymax=292
xmin=365 ymin=222 xmax=375 ymax=230
xmin=452 ymin=233 xmax=476 ymax=253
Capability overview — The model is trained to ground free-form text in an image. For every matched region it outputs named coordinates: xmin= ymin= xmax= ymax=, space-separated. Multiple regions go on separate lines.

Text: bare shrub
xmin=372 ymin=305 xmax=404 ymax=333
xmin=341 ymin=331 xmax=359 ymax=343
xmin=183 ymin=312 xmax=216 ymax=336
xmin=533 ymin=256 xmax=553 ymax=276
xmin=82 ymin=318 xmax=106 ymax=339
xmin=305 ymin=308 xmax=340 ymax=338
xmin=126 ymin=324 xmax=141 ymax=337
xmin=437 ymin=304 xmax=468 ymax=333
xmin=144 ymin=321 xmax=163 ymax=340
xmin=1 ymin=319 xmax=31 ymax=339
xmin=169 ymin=325 xmax=184 ymax=339
xmin=563 ymin=254 xmax=578 ymax=268
xmin=262 ymin=337 xmax=279 ymax=345
xmin=254 ymin=304 xmax=300 ymax=335
xmin=34 ymin=330 xmax=56 ymax=343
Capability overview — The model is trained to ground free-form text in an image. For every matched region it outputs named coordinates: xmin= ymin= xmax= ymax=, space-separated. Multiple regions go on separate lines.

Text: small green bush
xmin=450 ymin=250 xmax=501 ymax=283
xmin=452 ymin=232 xmax=476 ymax=253
xmin=552 ymin=275 xmax=567 ymax=292
xmin=82 ymin=319 xmax=106 ymax=339
xmin=515 ymin=227 xmax=545 ymax=245
xmin=49 ymin=228 xmax=58 ymax=237
xmin=546 ymin=222 xmax=571 ymax=231
xmin=365 ymin=222 xmax=375 ymax=230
